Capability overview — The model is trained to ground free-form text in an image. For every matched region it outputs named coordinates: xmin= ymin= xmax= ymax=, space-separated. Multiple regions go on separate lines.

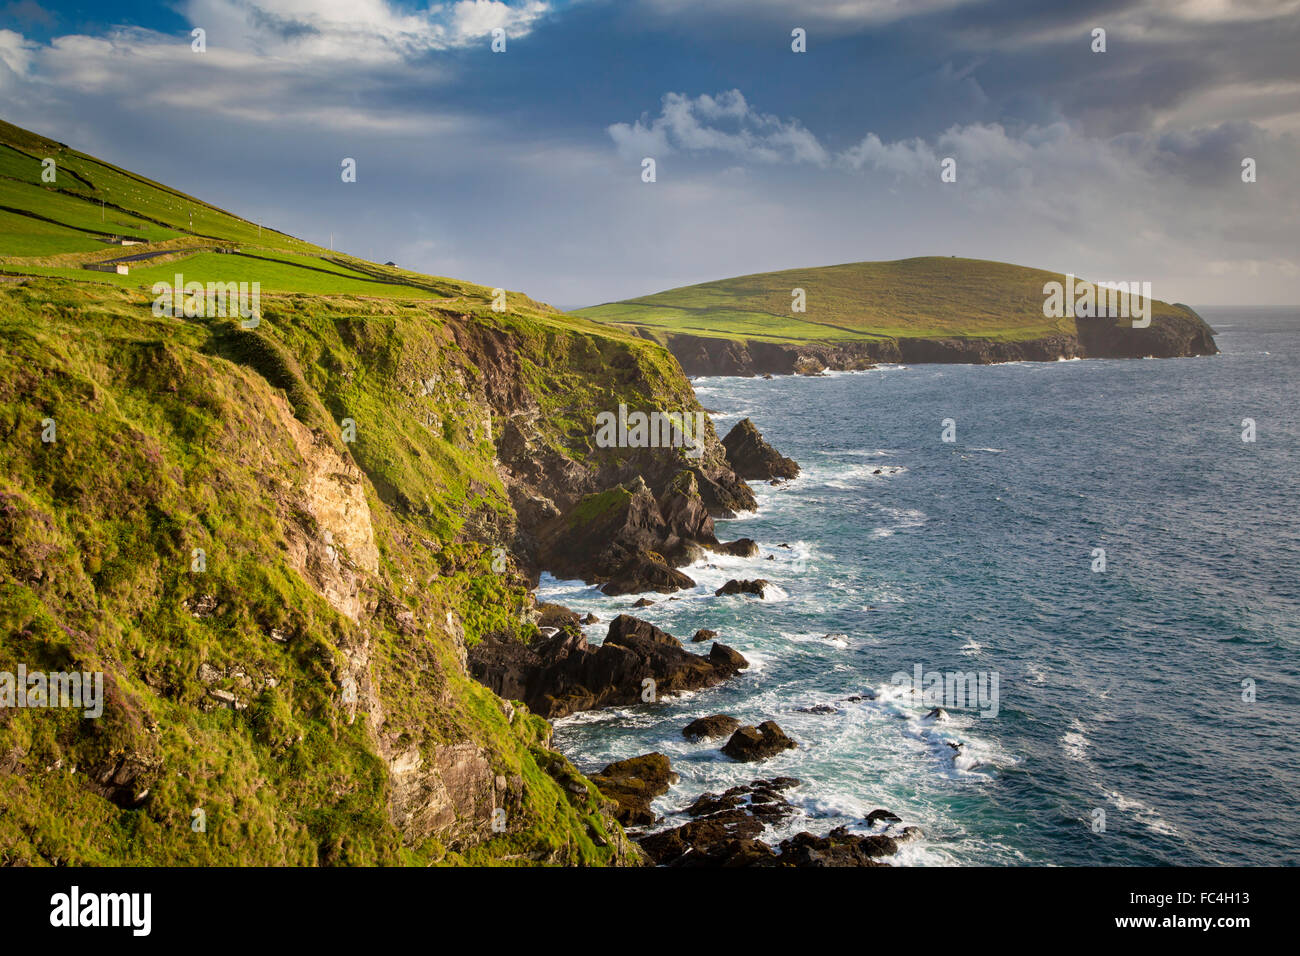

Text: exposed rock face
xmin=690 ymin=629 xmax=718 ymax=643
xmin=658 ymin=333 xmax=880 ymax=378
xmin=721 ymin=420 xmax=800 ymax=480
xmin=467 ymin=615 xmax=749 ymax=720
xmin=273 ymin=394 xmax=379 ymax=623
xmin=534 ymin=472 xmax=757 ymax=594
xmin=590 ymin=753 xmax=679 ymax=826
xmin=384 ymin=741 xmax=502 ymax=846
xmin=656 ymin=307 xmax=1217 ymax=378
xmin=682 ymin=714 xmax=740 ymax=741
xmin=722 ymin=721 xmax=798 ymax=761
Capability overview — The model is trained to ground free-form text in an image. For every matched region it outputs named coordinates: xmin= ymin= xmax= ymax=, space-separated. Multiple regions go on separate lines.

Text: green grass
xmin=0 ymin=208 xmax=110 ymax=256
xmin=575 ymin=256 xmax=1191 ymax=345
xmin=0 ymin=118 xmax=672 ymax=866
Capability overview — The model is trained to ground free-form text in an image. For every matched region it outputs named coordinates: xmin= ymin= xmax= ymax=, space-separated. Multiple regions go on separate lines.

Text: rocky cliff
xmin=0 ymin=276 xmax=761 ymax=866
xmin=654 ymin=307 xmax=1217 ymax=377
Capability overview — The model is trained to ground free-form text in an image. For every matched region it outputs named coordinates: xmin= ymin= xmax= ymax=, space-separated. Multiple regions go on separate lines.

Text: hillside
xmin=575 ymin=257 xmax=1218 ymax=375
xmin=0 ymin=119 xmax=756 ymax=865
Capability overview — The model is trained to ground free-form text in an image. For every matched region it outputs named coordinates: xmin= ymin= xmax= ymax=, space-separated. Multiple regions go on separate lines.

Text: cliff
xmin=0 ymin=116 xmax=767 ymax=864
xmin=655 ymin=309 xmax=1217 ymax=376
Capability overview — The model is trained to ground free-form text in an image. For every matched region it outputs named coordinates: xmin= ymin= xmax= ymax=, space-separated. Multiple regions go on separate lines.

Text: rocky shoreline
xmin=477 ymin=325 xmax=1221 ymax=863
xmin=474 ymin=409 xmax=929 ymax=865
xmin=651 ymin=309 xmax=1218 ymax=377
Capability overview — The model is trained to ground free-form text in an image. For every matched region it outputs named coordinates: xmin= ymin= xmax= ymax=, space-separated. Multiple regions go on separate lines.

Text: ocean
xmin=537 ymin=307 xmax=1300 ymax=865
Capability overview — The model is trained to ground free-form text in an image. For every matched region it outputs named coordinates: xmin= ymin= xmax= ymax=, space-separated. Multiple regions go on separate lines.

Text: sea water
xmin=538 ymin=308 xmax=1300 ymax=865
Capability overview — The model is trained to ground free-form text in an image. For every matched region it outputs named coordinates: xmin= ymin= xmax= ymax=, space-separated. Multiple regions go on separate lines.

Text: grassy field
xmin=575 ymin=256 xmax=1190 ymax=344
xmin=0 ymin=118 xmax=468 ymax=298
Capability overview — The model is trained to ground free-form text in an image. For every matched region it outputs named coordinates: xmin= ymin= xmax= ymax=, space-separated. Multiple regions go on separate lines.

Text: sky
xmin=1 ymin=0 xmax=1297 ymax=307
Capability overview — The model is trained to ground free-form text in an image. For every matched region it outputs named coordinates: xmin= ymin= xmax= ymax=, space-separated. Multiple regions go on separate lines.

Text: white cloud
xmin=0 ymin=28 xmax=37 ymax=77
xmin=178 ymin=0 xmax=552 ymax=62
xmin=608 ymin=90 xmax=829 ymax=164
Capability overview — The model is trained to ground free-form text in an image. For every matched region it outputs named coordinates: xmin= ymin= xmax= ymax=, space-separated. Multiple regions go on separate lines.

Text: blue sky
xmin=1 ymin=0 xmax=1298 ymax=306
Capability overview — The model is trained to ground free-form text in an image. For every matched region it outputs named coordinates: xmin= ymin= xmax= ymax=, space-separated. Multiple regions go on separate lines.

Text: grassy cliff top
xmin=574 ymin=256 xmax=1192 ymax=344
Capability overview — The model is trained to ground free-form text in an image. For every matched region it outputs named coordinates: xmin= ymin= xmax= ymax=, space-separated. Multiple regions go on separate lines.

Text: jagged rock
xmin=924 ymin=707 xmax=948 ymax=721
xmin=467 ymin=615 xmax=749 ymax=719
xmin=537 ymin=470 xmax=728 ymax=595
xmin=722 ymin=721 xmax=797 ymax=762
xmin=682 ymin=714 xmax=740 ymax=741
xmin=632 ymin=597 xmax=655 ymax=607
xmin=590 ymin=753 xmax=679 ymax=826
xmin=708 ymin=643 xmax=748 ymax=672
xmin=721 ymin=419 xmax=799 ymax=480
xmin=690 ymin=628 xmax=717 ymax=643
xmin=715 ymin=578 xmax=770 ymax=598
xmin=580 ymin=613 xmax=600 ymax=625
xmin=775 ymin=827 xmax=895 ymax=867
xmin=865 ymin=808 xmax=903 ymax=826
xmin=601 ymin=552 xmax=696 ymax=596
xmin=535 ymin=602 xmax=582 ymax=635
xmin=636 ymin=777 xmax=905 ymax=867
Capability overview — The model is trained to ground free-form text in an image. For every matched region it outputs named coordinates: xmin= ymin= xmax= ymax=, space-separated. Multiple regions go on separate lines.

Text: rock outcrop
xmin=534 ymin=472 xmax=761 ymax=595
xmin=589 ymin=753 xmax=679 ymax=826
xmin=635 ymin=776 xmax=922 ymax=867
xmin=721 ymin=419 xmax=800 ymax=480
xmin=715 ymin=579 xmax=772 ymax=598
xmin=682 ymin=714 xmax=741 ymax=741
xmin=468 ymin=615 xmax=749 ymax=720
xmin=721 ymin=721 xmax=798 ymax=761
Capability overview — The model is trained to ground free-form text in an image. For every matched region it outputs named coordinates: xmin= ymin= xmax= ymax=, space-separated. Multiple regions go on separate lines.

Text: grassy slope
xmin=575 ymin=256 xmax=1191 ymax=345
xmin=0 ymin=119 xmax=686 ymax=865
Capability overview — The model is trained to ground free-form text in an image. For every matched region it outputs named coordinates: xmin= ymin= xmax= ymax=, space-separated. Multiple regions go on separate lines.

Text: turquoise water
xmin=540 ymin=308 xmax=1300 ymax=865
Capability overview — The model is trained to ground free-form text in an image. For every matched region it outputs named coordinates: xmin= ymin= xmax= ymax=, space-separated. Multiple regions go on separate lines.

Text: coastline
xmin=638 ymin=308 xmax=1218 ymax=378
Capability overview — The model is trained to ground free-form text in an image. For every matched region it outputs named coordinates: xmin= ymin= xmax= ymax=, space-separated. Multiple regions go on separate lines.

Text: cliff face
xmin=655 ymin=307 xmax=1217 ymax=377
xmin=0 ymin=278 xmax=751 ymax=866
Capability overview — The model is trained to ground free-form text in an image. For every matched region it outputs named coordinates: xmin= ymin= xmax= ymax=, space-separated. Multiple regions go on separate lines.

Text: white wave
xmin=1061 ymin=719 xmax=1090 ymax=762
xmin=1101 ymin=787 xmax=1181 ymax=838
